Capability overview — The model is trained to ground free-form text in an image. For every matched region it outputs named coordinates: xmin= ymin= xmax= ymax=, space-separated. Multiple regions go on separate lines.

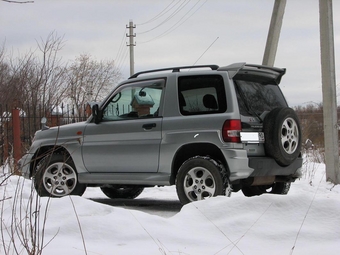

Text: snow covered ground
xmin=1 ymin=160 xmax=339 ymax=255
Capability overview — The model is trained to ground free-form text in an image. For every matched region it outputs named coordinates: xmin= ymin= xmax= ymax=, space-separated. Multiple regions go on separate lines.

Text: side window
xmin=178 ymin=75 xmax=226 ymax=115
xmin=102 ymin=79 xmax=164 ymax=121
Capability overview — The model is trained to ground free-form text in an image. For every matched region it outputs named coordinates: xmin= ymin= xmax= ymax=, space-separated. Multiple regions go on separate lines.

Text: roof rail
xmin=129 ymin=65 xmax=219 ymax=79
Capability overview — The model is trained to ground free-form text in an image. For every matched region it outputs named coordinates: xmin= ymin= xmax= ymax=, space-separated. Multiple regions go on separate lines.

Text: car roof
xmin=127 ymin=63 xmax=286 ymax=85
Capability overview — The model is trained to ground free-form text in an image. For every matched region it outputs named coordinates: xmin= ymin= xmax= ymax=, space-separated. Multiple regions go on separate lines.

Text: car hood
xmin=34 ymin=121 xmax=87 ymax=142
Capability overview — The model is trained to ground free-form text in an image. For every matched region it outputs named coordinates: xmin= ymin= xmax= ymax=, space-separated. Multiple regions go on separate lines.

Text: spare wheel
xmin=263 ymin=107 xmax=301 ymax=166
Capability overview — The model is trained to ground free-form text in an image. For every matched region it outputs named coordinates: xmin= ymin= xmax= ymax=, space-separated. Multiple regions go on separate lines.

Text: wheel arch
xmin=29 ymin=145 xmax=72 ymax=177
xmin=170 ymin=142 xmax=228 ymax=185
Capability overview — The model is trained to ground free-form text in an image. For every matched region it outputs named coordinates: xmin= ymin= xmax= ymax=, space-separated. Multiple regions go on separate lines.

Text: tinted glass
xmin=178 ymin=75 xmax=226 ymax=115
xmin=234 ymin=80 xmax=287 ymax=116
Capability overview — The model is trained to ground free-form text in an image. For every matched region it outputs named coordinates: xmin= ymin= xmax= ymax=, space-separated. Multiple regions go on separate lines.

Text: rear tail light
xmin=222 ymin=119 xmax=241 ymax=143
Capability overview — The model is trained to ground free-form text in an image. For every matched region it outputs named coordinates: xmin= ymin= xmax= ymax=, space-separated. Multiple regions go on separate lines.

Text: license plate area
xmin=240 ymin=132 xmax=265 ymax=143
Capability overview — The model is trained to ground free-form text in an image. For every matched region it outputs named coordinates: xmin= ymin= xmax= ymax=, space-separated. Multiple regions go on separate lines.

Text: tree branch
xmin=2 ymin=0 xmax=34 ymax=3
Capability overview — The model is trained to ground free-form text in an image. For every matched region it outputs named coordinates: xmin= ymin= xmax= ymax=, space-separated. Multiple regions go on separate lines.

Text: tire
xmin=242 ymin=182 xmax=291 ymax=197
xmin=263 ymin=107 xmax=302 ymax=166
xmin=34 ymin=154 xmax=86 ymax=197
xmin=100 ymin=185 xmax=144 ymax=199
xmin=176 ymin=156 xmax=230 ymax=205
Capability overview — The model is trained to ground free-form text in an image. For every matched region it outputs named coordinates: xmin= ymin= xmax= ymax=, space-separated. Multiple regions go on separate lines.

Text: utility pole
xmin=262 ymin=0 xmax=286 ymax=67
xmin=126 ymin=20 xmax=136 ymax=76
xmin=319 ymin=0 xmax=340 ymax=184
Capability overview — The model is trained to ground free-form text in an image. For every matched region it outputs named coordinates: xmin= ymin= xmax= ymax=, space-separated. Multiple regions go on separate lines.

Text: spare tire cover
xmin=263 ymin=107 xmax=302 ymax=166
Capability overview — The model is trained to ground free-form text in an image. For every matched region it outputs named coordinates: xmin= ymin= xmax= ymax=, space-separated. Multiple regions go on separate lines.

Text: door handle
xmin=142 ymin=123 xmax=156 ymax=130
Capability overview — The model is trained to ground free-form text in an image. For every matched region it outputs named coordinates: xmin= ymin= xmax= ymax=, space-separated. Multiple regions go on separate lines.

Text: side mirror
xmin=92 ymin=104 xmax=102 ymax=124
xmin=41 ymin=117 xmax=49 ymax=130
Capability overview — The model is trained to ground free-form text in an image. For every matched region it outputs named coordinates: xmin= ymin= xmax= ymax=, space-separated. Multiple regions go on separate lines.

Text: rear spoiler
xmin=218 ymin=63 xmax=286 ymax=85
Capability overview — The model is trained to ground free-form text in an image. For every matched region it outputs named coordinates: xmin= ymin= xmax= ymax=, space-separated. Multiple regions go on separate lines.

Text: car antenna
xmin=191 ymin=37 xmax=219 ymax=67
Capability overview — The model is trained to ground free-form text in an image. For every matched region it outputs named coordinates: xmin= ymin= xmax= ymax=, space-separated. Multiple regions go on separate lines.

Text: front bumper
xmin=17 ymin=153 xmax=34 ymax=179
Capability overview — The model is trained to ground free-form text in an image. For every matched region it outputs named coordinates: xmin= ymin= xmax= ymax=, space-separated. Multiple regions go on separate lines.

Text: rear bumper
xmin=248 ymin=156 xmax=303 ymax=178
xmin=221 ymin=149 xmax=254 ymax=181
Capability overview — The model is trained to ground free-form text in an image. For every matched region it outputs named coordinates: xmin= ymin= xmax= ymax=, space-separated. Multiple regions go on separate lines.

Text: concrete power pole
xmin=319 ymin=0 xmax=340 ymax=184
xmin=262 ymin=0 xmax=286 ymax=67
xmin=126 ymin=20 xmax=136 ymax=76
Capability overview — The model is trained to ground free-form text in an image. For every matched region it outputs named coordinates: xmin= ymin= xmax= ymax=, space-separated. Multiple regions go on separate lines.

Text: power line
xmin=116 ymin=46 xmax=129 ymax=74
xmin=139 ymin=0 xmax=207 ymax=44
xmin=114 ymin=28 xmax=128 ymax=67
xmin=136 ymin=0 xmax=177 ymax=26
xmin=138 ymin=0 xmax=191 ymax=35
xmin=117 ymin=1 xmax=208 ymax=76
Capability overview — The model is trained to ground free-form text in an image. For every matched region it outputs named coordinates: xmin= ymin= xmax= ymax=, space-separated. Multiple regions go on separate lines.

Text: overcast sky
xmin=1 ymin=0 xmax=340 ymax=106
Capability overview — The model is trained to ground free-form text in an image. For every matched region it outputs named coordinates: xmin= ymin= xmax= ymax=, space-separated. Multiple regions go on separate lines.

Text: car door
xmin=82 ymin=79 xmax=164 ymax=173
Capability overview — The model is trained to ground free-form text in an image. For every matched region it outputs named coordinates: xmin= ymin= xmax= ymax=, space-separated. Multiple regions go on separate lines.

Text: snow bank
xmin=1 ymin=163 xmax=339 ymax=255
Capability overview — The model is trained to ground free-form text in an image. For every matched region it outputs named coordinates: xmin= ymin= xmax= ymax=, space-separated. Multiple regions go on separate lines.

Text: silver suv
xmin=19 ymin=63 xmax=302 ymax=204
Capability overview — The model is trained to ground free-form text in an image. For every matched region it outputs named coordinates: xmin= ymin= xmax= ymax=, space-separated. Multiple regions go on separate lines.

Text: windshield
xmin=234 ymin=80 xmax=287 ymax=116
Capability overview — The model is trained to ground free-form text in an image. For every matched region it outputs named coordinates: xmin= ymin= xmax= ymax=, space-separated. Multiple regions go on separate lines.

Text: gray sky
xmin=1 ymin=0 xmax=340 ymax=106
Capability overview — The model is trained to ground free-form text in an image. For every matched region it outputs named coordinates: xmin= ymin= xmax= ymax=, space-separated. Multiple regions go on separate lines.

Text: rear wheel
xmin=100 ymin=185 xmax=144 ymax=199
xmin=242 ymin=182 xmax=291 ymax=197
xmin=34 ymin=154 xmax=86 ymax=197
xmin=176 ymin=156 xmax=230 ymax=204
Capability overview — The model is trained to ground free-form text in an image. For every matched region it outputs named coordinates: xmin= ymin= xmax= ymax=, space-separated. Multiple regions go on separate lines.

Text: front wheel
xmin=176 ymin=156 xmax=230 ymax=204
xmin=34 ymin=154 xmax=86 ymax=197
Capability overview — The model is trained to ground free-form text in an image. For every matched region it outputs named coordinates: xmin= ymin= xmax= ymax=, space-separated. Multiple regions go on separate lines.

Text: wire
xmin=117 ymin=1 xmax=207 ymax=76
xmin=114 ymin=28 xmax=127 ymax=68
xmin=136 ymin=0 xmax=177 ymax=26
xmin=138 ymin=0 xmax=191 ymax=35
xmin=116 ymin=46 xmax=129 ymax=74
xmin=139 ymin=0 xmax=208 ymax=44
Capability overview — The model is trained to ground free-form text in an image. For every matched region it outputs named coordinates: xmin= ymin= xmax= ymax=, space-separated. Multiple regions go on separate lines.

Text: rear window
xmin=234 ymin=80 xmax=287 ymax=116
xmin=178 ymin=75 xmax=227 ymax=115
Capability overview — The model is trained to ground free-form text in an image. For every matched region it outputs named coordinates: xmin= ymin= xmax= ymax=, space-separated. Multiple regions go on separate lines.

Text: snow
xmin=1 ymin=161 xmax=340 ymax=255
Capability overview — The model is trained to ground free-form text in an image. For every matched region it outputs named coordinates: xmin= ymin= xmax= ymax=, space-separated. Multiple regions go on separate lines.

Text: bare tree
xmin=33 ymin=32 xmax=68 ymax=112
xmin=66 ymin=54 xmax=121 ymax=116
xmin=0 ymin=32 xmax=67 ymax=109
xmin=0 ymin=32 xmax=69 ymax=136
xmin=0 ymin=45 xmax=10 ymax=103
xmin=1 ymin=34 xmax=121 ymax=117
xmin=294 ymin=103 xmax=327 ymax=150
xmin=0 ymin=44 xmax=30 ymax=109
